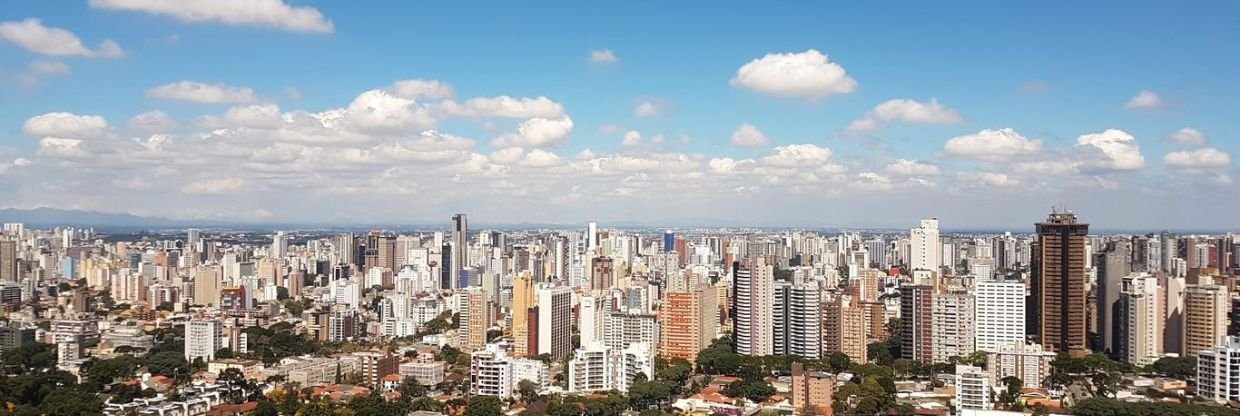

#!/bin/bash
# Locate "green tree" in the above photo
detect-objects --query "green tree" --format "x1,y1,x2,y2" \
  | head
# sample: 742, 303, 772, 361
1151, 356, 1196, 380
628, 379, 673, 410
997, 376, 1022, 408
465, 396, 504, 416
828, 352, 852, 372
517, 379, 541, 404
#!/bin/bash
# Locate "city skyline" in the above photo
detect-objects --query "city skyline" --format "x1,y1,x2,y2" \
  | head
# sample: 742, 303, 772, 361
0, 2, 1238, 228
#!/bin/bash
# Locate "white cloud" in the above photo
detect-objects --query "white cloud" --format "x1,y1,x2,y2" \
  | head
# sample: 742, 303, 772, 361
89, 0, 334, 33
589, 49, 618, 63
730, 49, 857, 99
37, 137, 88, 158
343, 90, 435, 133
183, 177, 248, 194
883, 159, 940, 176
146, 81, 259, 104
520, 149, 562, 167
1075, 129, 1144, 172
29, 61, 69, 75
23, 112, 109, 139
845, 98, 963, 134
943, 128, 1042, 161
488, 147, 525, 164
730, 123, 770, 148
387, 79, 454, 100
621, 130, 642, 147
761, 144, 832, 167
708, 158, 754, 175
1124, 90, 1162, 110
127, 111, 178, 132
633, 101, 662, 118
958, 172, 1020, 188
491, 117, 574, 148
1164, 148, 1231, 169
1167, 127, 1205, 146
0, 18, 123, 58
439, 96, 565, 119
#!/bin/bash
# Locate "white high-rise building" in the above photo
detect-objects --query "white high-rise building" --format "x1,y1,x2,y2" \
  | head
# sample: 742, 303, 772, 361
733, 257, 774, 356
974, 279, 1026, 353
605, 313, 659, 351
579, 295, 605, 348
910, 218, 941, 273
271, 231, 288, 259
1119, 273, 1161, 365
537, 285, 573, 359
185, 319, 222, 362
471, 343, 514, 397
955, 365, 992, 410
567, 341, 654, 394
773, 282, 821, 359
1198, 336, 1240, 403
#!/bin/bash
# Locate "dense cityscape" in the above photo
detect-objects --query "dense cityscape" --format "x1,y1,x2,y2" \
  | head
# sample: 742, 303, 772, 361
0, 212, 1234, 416
3, 1, 1237, 416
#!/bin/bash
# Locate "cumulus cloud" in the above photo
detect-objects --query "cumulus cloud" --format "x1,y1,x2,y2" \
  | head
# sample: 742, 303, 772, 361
127, 111, 178, 132
883, 159, 940, 176
387, 79, 454, 100
1167, 127, 1205, 146
183, 177, 248, 194
943, 128, 1042, 161
589, 49, 618, 63
491, 117, 574, 148
761, 144, 831, 167
633, 101, 663, 118
23, 112, 109, 139
1075, 129, 1144, 172
146, 81, 259, 104
520, 149, 562, 167
438, 96, 565, 119
845, 98, 963, 134
730, 49, 857, 99
488, 147, 525, 164
0, 18, 123, 58
730, 123, 770, 148
1164, 148, 1231, 169
89, 0, 334, 33
1124, 90, 1162, 110
957, 172, 1020, 188
621, 130, 643, 147
343, 90, 435, 133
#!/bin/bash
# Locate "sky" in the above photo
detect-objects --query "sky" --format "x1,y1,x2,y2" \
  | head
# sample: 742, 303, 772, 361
0, 1, 1238, 230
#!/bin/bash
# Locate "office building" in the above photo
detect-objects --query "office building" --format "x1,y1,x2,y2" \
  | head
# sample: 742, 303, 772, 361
1095, 240, 1132, 355
974, 279, 1026, 353
511, 272, 535, 357
1031, 210, 1089, 357
185, 318, 222, 362
537, 284, 572, 360
451, 214, 469, 289
910, 218, 941, 273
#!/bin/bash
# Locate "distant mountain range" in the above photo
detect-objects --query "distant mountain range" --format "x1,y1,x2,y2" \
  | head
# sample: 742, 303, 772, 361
0, 208, 237, 230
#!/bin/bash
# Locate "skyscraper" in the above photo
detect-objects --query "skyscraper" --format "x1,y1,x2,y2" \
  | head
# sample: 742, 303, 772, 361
899, 284, 934, 362
1094, 240, 1131, 355
1117, 273, 1161, 365
0, 240, 17, 282
270, 231, 288, 259
773, 281, 821, 358
909, 218, 941, 273
185, 318, 222, 362
931, 286, 974, 364
451, 214, 469, 288
974, 279, 1026, 353
658, 284, 717, 362
537, 284, 572, 360
733, 257, 774, 356
1031, 210, 1089, 357
1184, 283, 1229, 356
458, 287, 492, 351
511, 272, 536, 357
663, 230, 674, 253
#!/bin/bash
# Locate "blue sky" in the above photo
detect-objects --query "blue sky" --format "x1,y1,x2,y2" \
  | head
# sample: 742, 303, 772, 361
0, 1, 1237, 229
